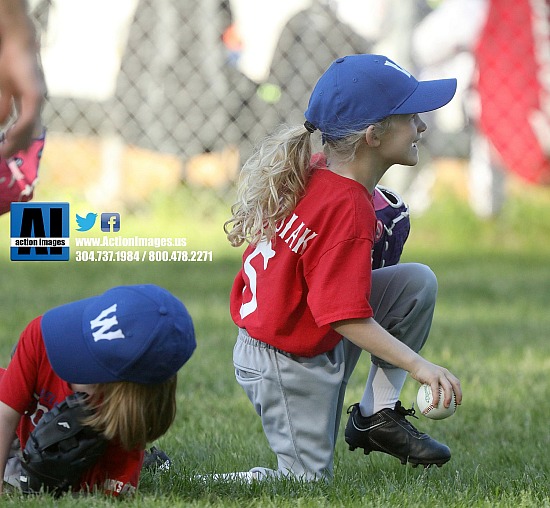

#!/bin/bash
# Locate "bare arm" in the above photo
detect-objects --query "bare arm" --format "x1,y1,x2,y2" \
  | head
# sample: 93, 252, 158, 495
0, 0, 46, 157
0, 400, 21, 494
332, 317, 462, 408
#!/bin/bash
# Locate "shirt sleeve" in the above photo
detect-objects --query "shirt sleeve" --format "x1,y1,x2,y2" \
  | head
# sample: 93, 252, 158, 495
0, 316, 44, 414
304, 182, 376, 327
305, 236, 374, 327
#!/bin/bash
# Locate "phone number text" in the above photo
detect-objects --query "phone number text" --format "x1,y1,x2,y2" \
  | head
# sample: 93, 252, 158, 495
74, 250, 213, 262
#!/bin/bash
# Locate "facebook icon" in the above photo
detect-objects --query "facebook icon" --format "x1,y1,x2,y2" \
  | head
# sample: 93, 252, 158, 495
101, 213, 120, 232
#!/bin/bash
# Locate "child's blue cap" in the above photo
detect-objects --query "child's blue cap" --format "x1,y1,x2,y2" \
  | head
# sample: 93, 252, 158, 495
304, 54, 457, 140
41, 284, 196, 385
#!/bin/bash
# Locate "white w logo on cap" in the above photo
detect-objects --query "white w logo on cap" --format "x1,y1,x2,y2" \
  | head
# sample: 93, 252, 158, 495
90, 303, 125, 342
384, 60, 411, 78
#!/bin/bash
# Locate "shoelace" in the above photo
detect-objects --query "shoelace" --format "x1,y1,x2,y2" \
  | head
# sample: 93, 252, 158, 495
394, 401, 426, 437
394, 401, 418, 419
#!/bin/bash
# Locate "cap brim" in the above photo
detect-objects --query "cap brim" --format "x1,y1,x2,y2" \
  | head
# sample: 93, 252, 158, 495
41, 296, 119, 384
393, 78, 457, 116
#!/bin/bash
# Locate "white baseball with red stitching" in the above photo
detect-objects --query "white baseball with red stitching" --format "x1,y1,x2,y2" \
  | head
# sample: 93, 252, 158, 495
416, 384, 457, 420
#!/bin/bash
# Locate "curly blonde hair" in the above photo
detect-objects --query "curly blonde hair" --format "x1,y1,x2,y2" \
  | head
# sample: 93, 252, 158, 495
224, 118, 392, 247
224, 124, 313, 247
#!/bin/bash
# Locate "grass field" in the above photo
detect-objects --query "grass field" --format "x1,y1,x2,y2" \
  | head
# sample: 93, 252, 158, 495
0, 179, 549, 507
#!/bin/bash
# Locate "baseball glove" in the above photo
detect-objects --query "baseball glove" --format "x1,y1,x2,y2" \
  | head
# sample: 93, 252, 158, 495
20, 392, 108, 497
372, 185, 410, 269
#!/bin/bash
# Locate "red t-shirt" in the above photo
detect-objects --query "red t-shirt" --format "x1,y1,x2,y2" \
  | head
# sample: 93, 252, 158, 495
0, 316, 143, 496
230, 154, 376, 356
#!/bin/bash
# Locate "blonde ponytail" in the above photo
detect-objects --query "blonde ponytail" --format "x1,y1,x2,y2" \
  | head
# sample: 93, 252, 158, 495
225, 125, 313, 247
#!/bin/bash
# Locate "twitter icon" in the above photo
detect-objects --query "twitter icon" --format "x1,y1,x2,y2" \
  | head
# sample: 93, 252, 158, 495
76, 213, 97, 232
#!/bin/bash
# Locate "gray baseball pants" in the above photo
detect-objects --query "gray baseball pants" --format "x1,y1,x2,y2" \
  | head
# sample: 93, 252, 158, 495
232, 262, 438, 480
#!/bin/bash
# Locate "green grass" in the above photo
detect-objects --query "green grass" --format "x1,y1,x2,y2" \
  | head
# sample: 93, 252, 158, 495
0, 184, 549, 507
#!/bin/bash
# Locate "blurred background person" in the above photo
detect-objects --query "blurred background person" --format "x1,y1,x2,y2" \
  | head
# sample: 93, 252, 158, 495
0, 0, 46, 158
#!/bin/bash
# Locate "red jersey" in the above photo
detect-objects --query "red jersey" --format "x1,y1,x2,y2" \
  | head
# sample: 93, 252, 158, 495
0, 316, 143, 496
230, 154, 376, 356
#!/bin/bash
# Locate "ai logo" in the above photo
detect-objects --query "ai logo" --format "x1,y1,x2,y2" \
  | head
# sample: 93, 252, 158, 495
10, 202, 70, 261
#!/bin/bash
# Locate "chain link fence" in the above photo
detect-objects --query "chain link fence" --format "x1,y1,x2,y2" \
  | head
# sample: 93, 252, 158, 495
31, 0, 550, 215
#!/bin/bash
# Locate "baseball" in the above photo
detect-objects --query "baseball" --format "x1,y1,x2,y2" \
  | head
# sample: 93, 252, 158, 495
416, 384, 457, 420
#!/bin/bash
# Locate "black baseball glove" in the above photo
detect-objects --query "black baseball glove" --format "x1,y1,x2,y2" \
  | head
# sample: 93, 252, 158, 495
372, 185, 410, 269
20, 392, 108, 497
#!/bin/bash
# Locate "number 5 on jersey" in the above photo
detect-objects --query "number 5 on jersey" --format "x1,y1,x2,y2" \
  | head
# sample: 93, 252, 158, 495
240, 240, 276, 319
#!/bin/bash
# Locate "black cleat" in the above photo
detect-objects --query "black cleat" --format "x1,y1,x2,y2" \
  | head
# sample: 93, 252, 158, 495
345, 401, 451, 467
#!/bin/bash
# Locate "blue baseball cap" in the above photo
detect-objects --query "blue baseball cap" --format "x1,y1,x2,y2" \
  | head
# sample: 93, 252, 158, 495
304, 54, 457, 139
41, 284, 196, 385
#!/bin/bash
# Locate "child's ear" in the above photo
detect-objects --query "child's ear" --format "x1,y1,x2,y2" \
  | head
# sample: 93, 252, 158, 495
365, 125, 381, 147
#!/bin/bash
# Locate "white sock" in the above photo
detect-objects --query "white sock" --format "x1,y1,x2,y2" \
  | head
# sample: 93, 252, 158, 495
359, 363, 408, 417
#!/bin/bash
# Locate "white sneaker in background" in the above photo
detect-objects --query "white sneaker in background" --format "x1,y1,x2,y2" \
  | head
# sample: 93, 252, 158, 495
195, 467, 275, 483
